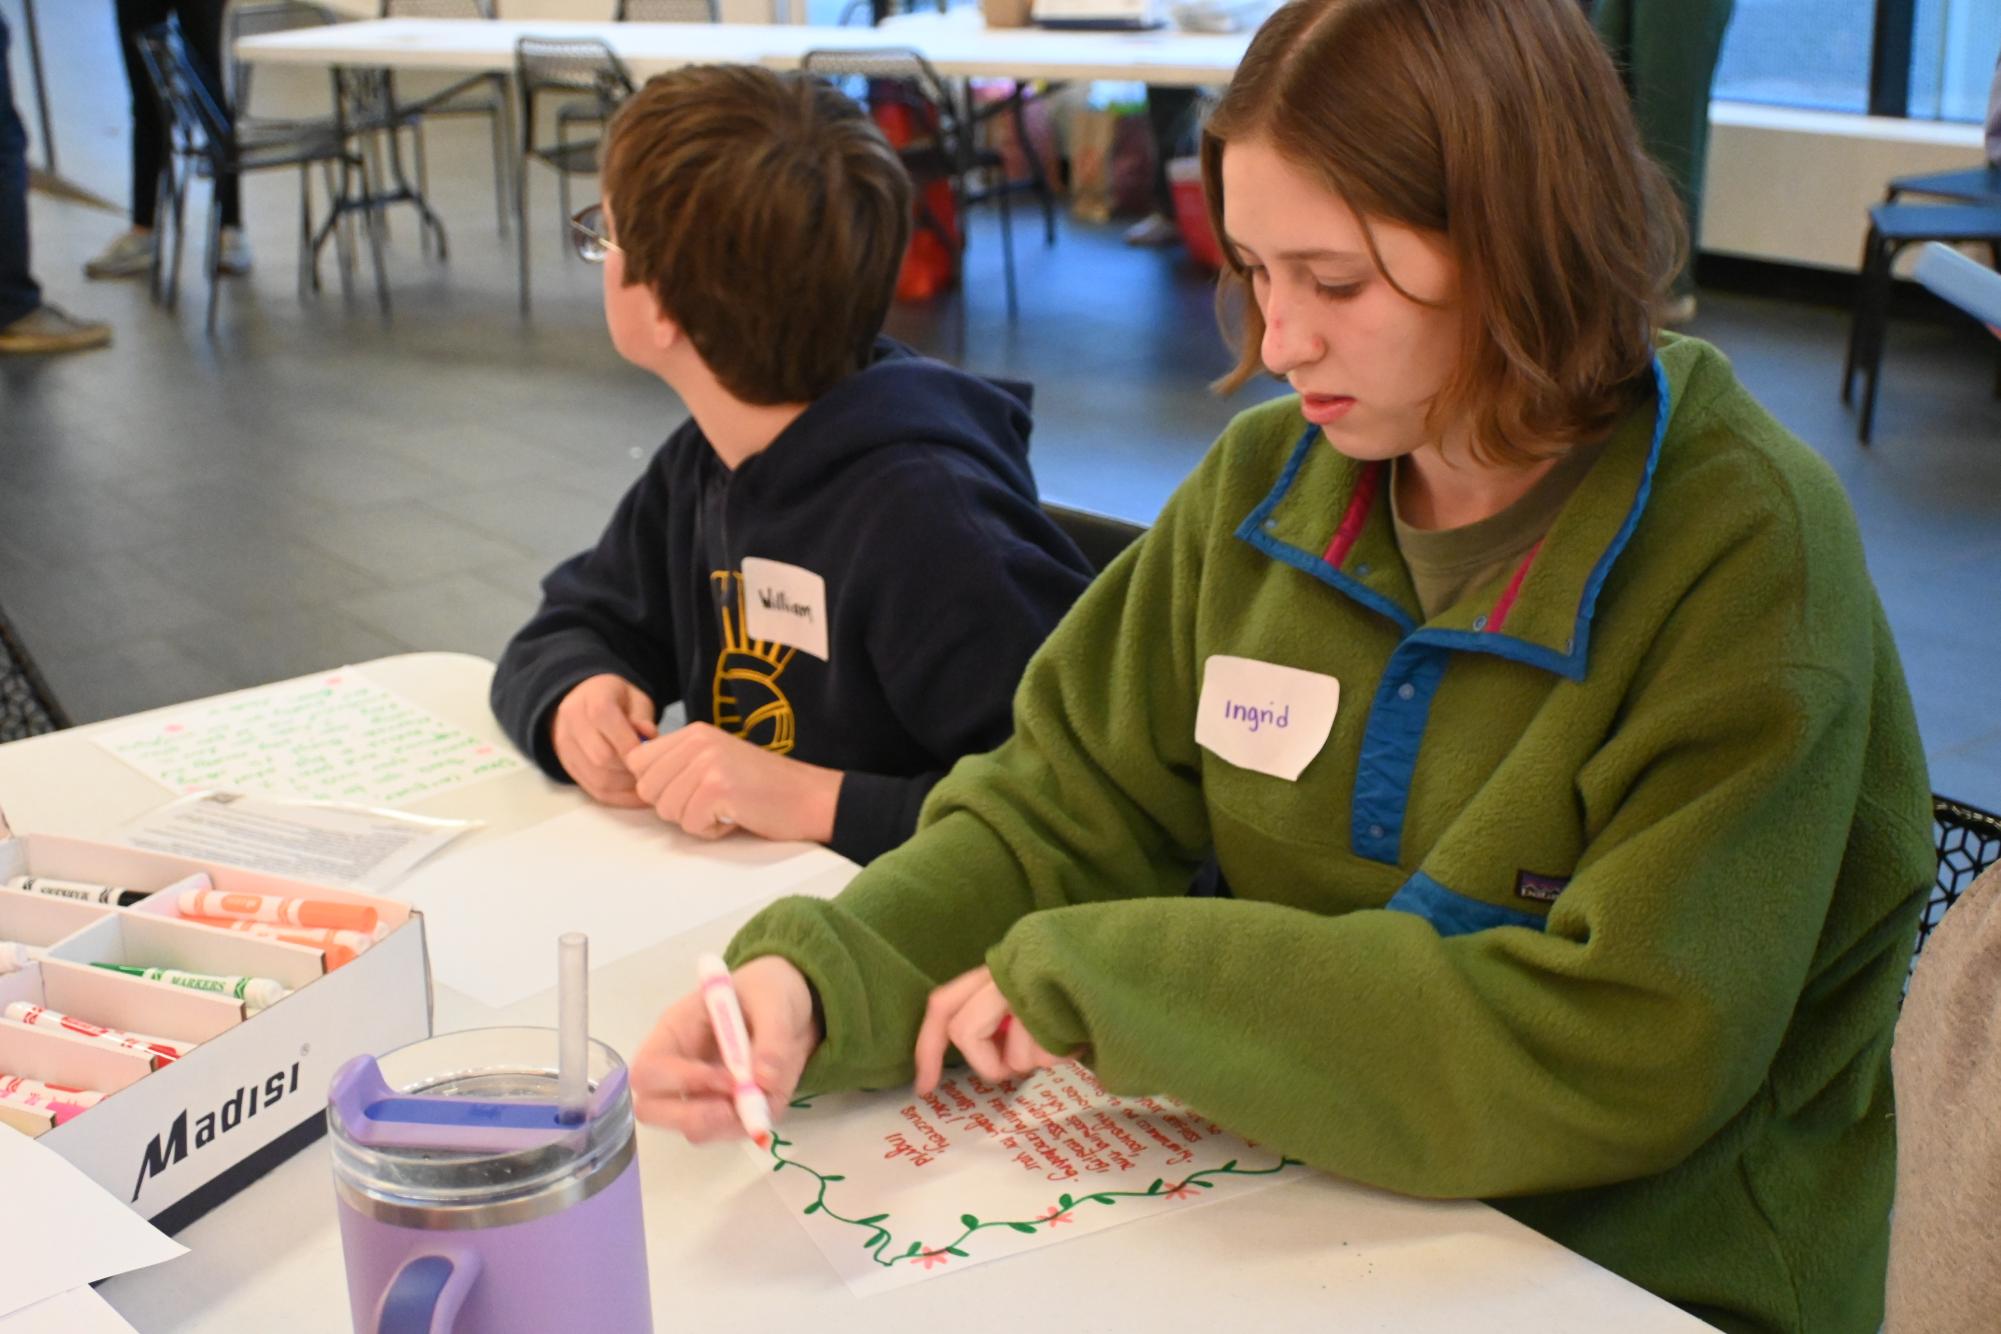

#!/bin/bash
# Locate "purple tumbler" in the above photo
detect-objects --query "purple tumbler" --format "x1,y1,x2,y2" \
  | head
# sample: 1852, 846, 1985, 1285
328, 1027, 654, 1333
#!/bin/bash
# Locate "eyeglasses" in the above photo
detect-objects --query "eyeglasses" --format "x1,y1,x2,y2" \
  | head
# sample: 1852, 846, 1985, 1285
569, 203, 620, 263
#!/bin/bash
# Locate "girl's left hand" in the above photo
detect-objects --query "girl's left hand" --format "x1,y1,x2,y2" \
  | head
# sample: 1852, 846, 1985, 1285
912, 965, 1061, 1097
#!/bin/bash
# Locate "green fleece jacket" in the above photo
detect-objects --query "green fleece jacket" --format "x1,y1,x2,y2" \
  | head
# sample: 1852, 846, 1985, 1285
727, 335, 1935, 1333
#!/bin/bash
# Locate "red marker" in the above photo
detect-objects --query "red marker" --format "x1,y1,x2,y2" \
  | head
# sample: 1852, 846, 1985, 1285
696, 954, 773, 1148
1, 1002, 194, 1068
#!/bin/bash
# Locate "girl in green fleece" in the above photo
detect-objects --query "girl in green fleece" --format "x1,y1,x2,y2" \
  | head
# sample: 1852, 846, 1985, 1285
631, 2, 1935, 1330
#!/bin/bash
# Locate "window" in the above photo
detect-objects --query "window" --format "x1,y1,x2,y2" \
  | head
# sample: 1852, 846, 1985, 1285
1909, 0, 2001, 122
1712, 0, 1877, 114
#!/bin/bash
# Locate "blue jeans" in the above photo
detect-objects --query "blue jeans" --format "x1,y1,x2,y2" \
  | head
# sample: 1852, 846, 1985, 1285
0, 14, 44, 326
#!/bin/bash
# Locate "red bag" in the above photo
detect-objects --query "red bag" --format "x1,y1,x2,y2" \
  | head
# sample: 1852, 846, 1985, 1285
872, 93, 959, 304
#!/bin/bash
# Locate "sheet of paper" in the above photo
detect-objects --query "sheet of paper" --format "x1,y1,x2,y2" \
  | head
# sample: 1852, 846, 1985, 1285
94, 670, 523, 806
392, 805, 848, 1008
0, 1130, 185, 1319
753, 1061, 1302, 1296
119, 791, 475, 892
0, 1287, 139, 1334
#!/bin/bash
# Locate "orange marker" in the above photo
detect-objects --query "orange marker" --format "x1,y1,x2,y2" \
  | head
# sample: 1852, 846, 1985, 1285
183, 916, 369, 970
178, 888, 377, 935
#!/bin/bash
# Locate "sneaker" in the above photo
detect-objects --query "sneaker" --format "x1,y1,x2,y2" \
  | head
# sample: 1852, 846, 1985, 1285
84, 229, 157, 280
217, 227, 254, 277
0, 305, 112, 355
1122, 213, 1181, 248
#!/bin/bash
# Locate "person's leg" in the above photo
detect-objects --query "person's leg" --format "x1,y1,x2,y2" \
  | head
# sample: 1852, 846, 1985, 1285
0, 13, 43, 326
88, 0, 173, 278
174, 0, 238, 230
1126, 85, 1200, 247
0, 15, 111, 352
1622, 0, 1736, 298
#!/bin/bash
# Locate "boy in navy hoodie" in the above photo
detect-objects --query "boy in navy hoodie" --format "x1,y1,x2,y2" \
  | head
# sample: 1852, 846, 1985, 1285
491, 65, 1092, 865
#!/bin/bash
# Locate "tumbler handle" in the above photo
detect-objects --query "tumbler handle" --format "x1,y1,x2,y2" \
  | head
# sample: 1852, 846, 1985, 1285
377, 1250, 481, 1334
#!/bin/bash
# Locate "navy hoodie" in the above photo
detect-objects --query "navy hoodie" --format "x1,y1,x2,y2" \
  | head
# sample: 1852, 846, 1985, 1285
490, 341, 1093, 864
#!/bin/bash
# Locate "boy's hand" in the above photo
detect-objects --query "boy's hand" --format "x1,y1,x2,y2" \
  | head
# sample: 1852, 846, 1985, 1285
631, 955, 818, 1141
625, 724, 841, 844
912, 965, 1062, 1098
552, 673, 659, 807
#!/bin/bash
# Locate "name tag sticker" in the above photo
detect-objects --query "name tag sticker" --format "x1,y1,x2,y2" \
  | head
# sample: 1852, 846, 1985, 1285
741, 557, 829, 661
1194, 655, 1339, 782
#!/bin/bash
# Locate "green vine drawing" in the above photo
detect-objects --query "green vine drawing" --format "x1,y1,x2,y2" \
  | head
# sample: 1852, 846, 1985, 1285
770, 1092, 1302, 1270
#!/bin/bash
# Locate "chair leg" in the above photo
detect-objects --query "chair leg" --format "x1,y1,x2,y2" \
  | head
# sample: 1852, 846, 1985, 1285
1009, 86, 1055, 246
1857, 237, 1900, 445
413, 120, 432, 257
167, 166, 190, 313
360, 156, 390, 318
149, 159, 173, 306
518, 157, 532, 316
297, 164, 312, 301
1840, 225, 1876, 404
203, 192, 224, 338
492, 79, 515, 239
997, 183, 1018, 321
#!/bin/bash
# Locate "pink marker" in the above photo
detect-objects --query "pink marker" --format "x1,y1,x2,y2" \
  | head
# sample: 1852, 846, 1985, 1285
0, 1074, 103, 1124
0, 1080, 95, 1125
696, 954, 773, 1148
1, 1002, 195, 1067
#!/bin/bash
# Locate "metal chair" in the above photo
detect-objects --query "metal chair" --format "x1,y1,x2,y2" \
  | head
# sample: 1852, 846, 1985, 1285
1838, 201, 2001, 444
138, 22, 388, 333
1919, 795, 2001, 961
381, 0, 516, 239
514, 36, 634, 314
0, 599, 69, 742
1042, 502, 1144, 573
1888, 164, 2001, 207
615, 0, 719, 19
802, 47, 1020, 319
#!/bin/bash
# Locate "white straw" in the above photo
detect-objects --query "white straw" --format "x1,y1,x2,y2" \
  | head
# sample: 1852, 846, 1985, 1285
557, 932, 589, 1125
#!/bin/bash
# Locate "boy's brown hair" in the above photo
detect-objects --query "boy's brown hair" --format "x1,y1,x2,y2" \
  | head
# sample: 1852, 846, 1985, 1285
603, 65, 912, 405
1201, 0, 1685, 464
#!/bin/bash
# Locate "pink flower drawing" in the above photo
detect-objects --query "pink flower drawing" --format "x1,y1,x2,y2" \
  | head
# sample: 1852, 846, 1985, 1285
1162, 1182, 1199, 1200
1037, 1206, 1075, 1226
910, 1248, 951, 1269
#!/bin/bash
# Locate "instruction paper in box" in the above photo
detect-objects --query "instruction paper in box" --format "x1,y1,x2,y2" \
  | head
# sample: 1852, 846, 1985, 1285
753, 1061, 1301, 1296
120, 791, 473, 892
94, 670, 521, 806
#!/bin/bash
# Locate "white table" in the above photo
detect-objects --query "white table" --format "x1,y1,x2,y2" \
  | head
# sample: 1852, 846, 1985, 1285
1, 653, 1709, 1331
234, 14, 1252, 88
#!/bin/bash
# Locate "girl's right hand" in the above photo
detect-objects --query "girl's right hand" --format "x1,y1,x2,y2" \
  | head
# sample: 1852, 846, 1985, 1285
630, 955, 819, 1141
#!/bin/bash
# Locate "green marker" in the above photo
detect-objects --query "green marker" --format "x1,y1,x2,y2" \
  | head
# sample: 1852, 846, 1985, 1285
93, 963, 290, 1015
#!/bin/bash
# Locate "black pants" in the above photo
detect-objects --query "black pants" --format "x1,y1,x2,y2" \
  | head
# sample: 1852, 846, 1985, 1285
117, 0, 239, 229
1145, 85, 1201, 218
0, 15, 40, 324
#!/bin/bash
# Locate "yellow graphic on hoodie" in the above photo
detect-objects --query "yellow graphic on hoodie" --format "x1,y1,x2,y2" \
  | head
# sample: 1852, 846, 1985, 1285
710, 571, 797, 754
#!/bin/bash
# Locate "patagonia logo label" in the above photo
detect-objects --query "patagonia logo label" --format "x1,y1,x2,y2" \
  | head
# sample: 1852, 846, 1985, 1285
1514, 871, 1569, 903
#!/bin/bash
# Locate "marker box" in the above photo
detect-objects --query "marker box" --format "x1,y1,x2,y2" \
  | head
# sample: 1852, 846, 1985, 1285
0, 831, 431, 1231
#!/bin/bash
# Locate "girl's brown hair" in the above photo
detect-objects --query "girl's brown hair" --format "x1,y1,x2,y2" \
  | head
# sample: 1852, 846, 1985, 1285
1201, 0, 1685, 463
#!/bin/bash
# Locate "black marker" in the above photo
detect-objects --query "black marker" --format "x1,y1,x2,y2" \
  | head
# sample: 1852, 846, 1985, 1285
3, 875, 151, 907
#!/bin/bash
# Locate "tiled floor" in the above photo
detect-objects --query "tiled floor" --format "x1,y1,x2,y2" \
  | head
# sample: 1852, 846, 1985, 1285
2, 23, 1998, 811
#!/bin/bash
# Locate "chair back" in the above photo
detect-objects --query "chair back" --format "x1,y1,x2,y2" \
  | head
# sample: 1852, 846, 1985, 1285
800, 47, 965, 169
0, 601, 69, 741
616, 0, 719, 20
1042, 503, 1145, 574
514, 37, 635, 156
137, 23, 234, 168
382, 0, 493, 17
228, 1, 338, 117
1921, 795, 2001, 958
